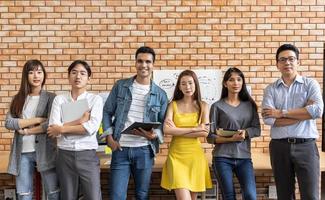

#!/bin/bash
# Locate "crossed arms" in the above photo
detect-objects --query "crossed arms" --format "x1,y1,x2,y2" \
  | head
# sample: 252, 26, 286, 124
262, 80, 323, 127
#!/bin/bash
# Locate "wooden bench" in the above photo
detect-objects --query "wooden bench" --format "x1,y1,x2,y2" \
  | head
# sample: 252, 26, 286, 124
1, 149, 317, 173
0, 151, 274, 174
0, 151, 10, 173
98, 152, 274, 171
98, 150, 325, 176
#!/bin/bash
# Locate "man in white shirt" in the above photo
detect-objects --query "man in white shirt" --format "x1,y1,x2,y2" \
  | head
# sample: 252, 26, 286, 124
48, 60, 103, 200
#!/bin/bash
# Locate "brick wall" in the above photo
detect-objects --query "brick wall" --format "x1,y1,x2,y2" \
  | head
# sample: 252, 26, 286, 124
0, 0, 323, 199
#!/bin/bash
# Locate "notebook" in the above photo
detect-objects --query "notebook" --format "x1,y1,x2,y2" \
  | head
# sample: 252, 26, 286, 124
61, 99, 89, 123
217, 129, 238, 137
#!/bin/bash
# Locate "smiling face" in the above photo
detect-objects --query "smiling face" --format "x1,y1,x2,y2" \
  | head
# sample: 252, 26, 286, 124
276, 50, 299, 78
135, 53, 154, 80
28, 65, 45, 90
179, 75, 196, 98
224, 72, 243, 94
68, 64, 90, 90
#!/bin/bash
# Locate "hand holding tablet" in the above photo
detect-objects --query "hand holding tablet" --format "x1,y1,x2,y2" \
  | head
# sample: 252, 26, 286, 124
122, 122, 161, 134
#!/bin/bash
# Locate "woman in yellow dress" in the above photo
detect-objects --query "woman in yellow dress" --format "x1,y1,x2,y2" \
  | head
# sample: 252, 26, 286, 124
161, 70, 212, 200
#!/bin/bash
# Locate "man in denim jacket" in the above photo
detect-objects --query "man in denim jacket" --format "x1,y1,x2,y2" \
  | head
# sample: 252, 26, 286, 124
102, 46, 168, 200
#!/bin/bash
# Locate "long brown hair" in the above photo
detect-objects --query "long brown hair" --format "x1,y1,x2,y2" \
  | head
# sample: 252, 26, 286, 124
10, 60, 47, 117
172, 70, 203, 122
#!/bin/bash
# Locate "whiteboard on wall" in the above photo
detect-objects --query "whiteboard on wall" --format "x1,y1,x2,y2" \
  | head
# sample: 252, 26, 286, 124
153, 70, 223, 105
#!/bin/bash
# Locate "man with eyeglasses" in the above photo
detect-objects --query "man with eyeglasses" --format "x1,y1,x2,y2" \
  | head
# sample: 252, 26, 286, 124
262, 44, 323, 200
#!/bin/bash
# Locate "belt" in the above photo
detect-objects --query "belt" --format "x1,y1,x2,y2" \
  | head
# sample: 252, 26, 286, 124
273, 138, 315, 144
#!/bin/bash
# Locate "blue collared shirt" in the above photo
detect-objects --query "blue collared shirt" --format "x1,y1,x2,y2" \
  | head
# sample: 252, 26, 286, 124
262, 75, 323, 139
102, 76, 168, 155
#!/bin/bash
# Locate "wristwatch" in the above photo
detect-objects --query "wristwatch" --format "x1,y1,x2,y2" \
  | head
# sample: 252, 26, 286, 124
282, 109, 288, 118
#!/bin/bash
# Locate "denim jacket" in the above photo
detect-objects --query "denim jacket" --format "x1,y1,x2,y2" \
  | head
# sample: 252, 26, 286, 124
5, 90, 57, 175
102, 76, 168, 155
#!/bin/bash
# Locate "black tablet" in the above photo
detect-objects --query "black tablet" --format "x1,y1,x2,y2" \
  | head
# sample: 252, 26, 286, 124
122, 122, 161, 134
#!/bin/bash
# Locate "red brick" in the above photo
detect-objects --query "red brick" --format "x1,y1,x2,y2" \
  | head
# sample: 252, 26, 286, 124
0, 3, 324, 197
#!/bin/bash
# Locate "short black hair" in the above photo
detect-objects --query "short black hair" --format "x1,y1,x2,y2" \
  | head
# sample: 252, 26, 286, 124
135, 46, 156, 63
276, 44, 299, 61
68, 60, 91, 77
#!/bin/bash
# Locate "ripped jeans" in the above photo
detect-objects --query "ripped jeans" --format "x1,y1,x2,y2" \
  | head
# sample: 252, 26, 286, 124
16, 152, 60, 200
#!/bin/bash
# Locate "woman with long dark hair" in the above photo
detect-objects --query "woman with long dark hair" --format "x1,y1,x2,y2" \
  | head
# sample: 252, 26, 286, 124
5, 60, 59, 200
161, 70, 212, 200
208, 67, 261, 200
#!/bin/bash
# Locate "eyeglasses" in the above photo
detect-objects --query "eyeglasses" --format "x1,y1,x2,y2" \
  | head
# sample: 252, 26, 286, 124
277, 56, 297, 64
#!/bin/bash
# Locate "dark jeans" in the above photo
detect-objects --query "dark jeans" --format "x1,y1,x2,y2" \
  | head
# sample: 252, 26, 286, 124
110, 145, 154, 200
213, 157, 256, 200
270, 139, 319, 200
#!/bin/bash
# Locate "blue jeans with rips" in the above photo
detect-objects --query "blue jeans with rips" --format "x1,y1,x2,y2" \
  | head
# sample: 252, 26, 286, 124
16, 152, 59, 200
109, 145, 154, 200
213, 157, 256, 200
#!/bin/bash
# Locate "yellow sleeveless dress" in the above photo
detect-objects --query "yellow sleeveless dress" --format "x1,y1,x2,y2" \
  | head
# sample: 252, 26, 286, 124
161, 101, 212, 191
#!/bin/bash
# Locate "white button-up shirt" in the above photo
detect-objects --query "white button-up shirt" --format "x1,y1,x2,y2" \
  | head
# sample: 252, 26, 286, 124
49, 91, 103, 151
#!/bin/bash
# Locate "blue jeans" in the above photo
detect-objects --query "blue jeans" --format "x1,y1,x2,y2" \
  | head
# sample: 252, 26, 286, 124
16, 152, 59, 200
213, 157, 256, 200
110, 145, 154, 200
